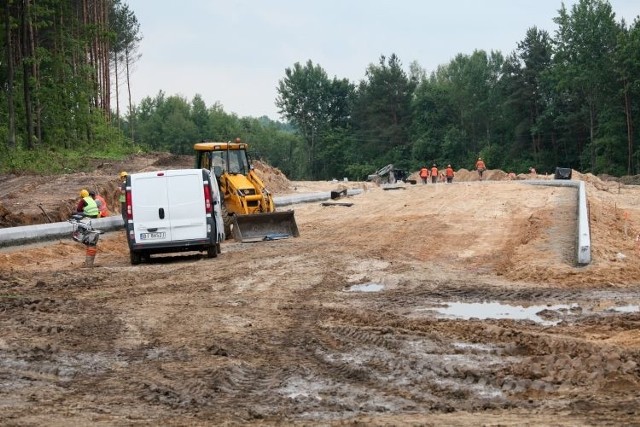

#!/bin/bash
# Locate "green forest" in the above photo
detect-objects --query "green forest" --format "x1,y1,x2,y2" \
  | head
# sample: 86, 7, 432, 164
1, 0, 639, 180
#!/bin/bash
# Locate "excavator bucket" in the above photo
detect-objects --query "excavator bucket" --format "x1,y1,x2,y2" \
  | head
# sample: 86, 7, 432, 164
231, 211, 300, 243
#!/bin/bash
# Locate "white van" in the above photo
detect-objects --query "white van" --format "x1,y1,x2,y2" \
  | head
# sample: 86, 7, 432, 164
124, 168, 225, 264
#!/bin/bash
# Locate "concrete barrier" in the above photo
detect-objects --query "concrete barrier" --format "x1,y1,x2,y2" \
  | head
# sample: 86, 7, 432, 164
0, 216, 124, 248
525, 180, 591, 265
0, 189, 365, 248
274, 189, 363, 207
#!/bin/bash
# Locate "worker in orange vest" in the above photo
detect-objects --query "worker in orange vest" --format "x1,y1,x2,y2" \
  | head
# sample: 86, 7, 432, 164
430, 164, 438, 184
445, 164, 454, 183
90, 190, 109, 217
475, 157, 486, 181
419, 166, 429, 184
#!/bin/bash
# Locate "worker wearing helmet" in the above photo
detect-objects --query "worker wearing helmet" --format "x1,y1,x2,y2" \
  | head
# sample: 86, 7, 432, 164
419, 166, 429, 184
475, 157, 486, 181
430, 164, 438, 184
119, 171, 128, 223
445, 164, 455, 183
90, 190, 109, 218
76, 189, 99, 218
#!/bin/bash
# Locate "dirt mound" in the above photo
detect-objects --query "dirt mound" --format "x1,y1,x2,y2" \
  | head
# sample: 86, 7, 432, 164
150, 154, 193, 168
252, 160, 292, 193
619, 175, 640, 185
0, 153, 295, 228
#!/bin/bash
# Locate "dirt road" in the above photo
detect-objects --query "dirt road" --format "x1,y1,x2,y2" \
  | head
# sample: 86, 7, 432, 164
1, 162, 640, 425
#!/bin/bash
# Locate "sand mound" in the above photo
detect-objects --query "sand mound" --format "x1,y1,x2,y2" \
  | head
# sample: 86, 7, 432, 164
252, 160, 292, 193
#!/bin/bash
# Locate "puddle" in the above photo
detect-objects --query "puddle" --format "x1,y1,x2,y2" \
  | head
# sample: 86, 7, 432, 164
453, 342, 494, 352
345, 283, 384, 292
608, 305, 640, 313
426, 302, 577, 325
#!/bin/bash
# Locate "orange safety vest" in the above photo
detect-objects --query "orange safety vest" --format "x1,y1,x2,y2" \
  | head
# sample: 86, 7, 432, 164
431, 167, 438, 176
419, 168, 429, 178
476, 160, 486, 170
95, 194, 109, 217
446, 167, 454, 177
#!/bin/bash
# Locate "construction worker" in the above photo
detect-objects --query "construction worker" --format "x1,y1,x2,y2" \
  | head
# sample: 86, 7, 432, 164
445, 164, 455, 183
90, 190, 109, 217
475, 157, 486, 181
76, 189, 99, 218
430, 164, 438, 184
119, 171, 128, 223
419, 166, 429, 184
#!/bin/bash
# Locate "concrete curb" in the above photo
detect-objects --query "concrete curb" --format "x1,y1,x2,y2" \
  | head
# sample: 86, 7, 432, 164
525, 180, 591, 265
0, 216, 124, 248
274, 189, 363, 207
0, 190, 365, 248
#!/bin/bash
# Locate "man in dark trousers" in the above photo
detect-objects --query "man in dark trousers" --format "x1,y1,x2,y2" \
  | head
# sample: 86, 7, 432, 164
119, 171, 128, 224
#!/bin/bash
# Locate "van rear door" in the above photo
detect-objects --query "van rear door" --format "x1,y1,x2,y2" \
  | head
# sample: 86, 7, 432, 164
131, 172, 172, 244
165, 171, 207, 241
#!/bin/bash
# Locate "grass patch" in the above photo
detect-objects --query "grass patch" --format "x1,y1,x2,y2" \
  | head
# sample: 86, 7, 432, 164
0, 142, 143, 174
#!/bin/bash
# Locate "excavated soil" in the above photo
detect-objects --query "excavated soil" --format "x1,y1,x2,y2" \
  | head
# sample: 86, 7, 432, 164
1, 157, 640, 425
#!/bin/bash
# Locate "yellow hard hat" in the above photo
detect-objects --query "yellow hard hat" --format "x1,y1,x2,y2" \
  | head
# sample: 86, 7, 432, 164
80, 189, 89, 198
119, 171, 128, 179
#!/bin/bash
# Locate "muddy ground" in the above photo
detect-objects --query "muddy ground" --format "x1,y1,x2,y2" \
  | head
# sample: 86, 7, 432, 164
1, 157, 640, 425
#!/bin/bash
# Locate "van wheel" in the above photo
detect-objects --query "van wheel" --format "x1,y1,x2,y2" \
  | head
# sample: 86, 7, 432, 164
130, 250, 142, 265
206, 245, 218, 258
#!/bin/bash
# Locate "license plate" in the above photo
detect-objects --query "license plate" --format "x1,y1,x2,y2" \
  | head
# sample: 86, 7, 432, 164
140, 232, 166, 240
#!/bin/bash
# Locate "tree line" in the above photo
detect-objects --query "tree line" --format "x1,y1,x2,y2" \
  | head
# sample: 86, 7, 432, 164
277, 0, 640, 179
2, 0, 639, 181
0, 0, 139, 165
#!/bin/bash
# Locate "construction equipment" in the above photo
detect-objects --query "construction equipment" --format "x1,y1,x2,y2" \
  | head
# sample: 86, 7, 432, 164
367, 164, 412, 184
69, 214, 103, 267
194, 139, 299, 242
554, 167, 572, 180
69, 214, 102, 246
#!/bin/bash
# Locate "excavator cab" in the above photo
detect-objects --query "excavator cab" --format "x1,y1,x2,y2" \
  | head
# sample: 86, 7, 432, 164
194, 139, 299, 242
205, 149, 249, 177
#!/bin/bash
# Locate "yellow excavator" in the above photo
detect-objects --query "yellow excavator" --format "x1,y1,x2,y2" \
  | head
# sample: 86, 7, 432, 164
194, 139, 299, 242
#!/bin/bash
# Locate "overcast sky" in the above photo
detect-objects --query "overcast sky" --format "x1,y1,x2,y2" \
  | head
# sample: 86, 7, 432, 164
124, 0, 639, 121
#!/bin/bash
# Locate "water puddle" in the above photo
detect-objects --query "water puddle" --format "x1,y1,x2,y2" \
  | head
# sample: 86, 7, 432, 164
426, 302, 578, 325
345, 283, 384, 292
608, 305, 640, 313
